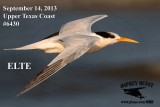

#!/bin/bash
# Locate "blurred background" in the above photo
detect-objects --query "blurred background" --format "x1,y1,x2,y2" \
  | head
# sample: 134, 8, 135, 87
0, 0, 160, 107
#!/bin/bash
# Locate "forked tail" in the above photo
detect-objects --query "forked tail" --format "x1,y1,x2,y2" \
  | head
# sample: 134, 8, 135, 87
4, 43, 37, 50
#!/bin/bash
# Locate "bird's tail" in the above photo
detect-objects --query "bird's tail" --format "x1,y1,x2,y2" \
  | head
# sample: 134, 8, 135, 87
4, 43, 37, 51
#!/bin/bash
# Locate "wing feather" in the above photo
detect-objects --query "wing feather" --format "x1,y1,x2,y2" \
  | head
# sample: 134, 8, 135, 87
59, 14, 107, 34
16, 36, 99, 96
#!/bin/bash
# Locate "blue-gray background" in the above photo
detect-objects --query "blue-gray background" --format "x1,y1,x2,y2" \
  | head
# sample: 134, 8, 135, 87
0, 0, 160, 107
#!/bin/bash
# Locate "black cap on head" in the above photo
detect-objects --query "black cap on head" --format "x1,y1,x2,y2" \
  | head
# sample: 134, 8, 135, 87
95, 32, 115, 38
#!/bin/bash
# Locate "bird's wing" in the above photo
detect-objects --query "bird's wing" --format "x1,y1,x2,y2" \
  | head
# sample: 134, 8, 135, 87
16, 35, 99, 96
59, 14, 108, 35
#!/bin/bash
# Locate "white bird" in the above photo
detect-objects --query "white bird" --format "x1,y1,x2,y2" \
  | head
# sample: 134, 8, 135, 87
4, 14, 139, 96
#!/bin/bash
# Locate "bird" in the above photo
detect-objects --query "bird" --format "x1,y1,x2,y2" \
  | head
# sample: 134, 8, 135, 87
4, 14, 139, 96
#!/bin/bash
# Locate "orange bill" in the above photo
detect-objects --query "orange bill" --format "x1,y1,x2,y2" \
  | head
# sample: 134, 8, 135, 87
117, 37, 139, 43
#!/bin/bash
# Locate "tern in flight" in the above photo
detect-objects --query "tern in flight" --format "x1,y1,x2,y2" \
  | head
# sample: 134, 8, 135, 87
4, 14, 139, 96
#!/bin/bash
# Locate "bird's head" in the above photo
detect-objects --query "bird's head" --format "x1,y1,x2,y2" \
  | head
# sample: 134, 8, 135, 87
95, 32, 139, 45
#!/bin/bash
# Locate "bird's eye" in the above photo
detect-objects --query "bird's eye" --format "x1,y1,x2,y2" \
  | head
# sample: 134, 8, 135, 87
95, 32, 115, 38
109, 34, 115, 38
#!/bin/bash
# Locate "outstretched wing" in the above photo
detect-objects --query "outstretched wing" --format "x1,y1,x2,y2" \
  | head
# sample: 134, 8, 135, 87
59, 14, 108, 35
16, 35, 99, 96
4, 15, 107, 51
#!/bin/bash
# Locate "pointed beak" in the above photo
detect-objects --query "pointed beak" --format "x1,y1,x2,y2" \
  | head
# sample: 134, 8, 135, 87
117, 37, 139, 43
